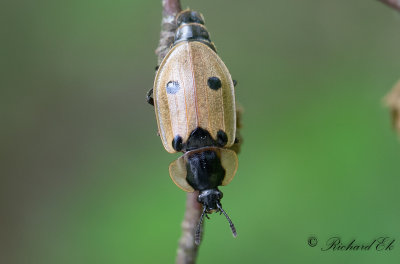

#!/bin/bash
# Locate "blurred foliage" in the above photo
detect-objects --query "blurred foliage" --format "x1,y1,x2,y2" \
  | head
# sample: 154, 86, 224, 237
2, 0, 400, 263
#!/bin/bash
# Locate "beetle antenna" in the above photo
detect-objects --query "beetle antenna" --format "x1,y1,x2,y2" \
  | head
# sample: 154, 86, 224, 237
217, 203, 237, 238
195, 207, 207, 245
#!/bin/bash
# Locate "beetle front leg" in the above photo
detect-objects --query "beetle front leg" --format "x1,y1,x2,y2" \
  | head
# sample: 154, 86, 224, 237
146, 65, 160, 106
146, 88, 154, 106
233, 80, 237, 87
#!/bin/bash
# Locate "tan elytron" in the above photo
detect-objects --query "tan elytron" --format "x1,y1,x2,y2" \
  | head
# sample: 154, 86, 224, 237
154, 41, 236, 153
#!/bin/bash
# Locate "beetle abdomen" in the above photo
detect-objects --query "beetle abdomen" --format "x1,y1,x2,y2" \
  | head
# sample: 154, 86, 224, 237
174, 10, 216, 52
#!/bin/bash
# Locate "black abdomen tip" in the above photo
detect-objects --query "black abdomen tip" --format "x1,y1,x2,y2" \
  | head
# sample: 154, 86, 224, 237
173, 10, 216, 52
176, 10, 205, 26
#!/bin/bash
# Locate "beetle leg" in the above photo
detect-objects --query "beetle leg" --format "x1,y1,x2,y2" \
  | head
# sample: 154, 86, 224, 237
233, 80, 238, 87
155, 65, 159, 71
146, 88, 154, 106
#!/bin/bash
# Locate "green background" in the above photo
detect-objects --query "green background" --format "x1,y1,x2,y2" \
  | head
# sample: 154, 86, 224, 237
2, 0, 400, 263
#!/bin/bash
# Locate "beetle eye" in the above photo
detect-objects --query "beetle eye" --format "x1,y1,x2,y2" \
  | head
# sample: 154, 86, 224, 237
207, 77, 222, 90
166, 81, 180, 94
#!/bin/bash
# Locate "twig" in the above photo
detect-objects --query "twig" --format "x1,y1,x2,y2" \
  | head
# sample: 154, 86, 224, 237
378, 1, 400, 133
176, 192, 202, 264
378, 0, 400, 12
156, 0, 182, 64
155, 1, 203, 264
384, 80, 400, 134
155, 1, 243, 263
376, 1, 400, 136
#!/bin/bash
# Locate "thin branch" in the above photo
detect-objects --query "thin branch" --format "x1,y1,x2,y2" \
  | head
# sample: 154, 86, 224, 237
156, 0, 182, 64
384, 80, 400, 134
378, 1, 400, 135
155, 1, 203, 264
162, 0, 182, 17
176, 192, 202, 264
155, 2, 243, 263
378, 0, 400, 12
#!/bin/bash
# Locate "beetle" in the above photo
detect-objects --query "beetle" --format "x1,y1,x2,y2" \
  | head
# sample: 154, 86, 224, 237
147, 9, 239, 244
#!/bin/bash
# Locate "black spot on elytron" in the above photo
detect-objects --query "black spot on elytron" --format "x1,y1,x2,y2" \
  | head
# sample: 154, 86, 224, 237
207, 77, 222, 90
217, 130, 228, 146
166, 81, 180, 94
172, 135, 183, 151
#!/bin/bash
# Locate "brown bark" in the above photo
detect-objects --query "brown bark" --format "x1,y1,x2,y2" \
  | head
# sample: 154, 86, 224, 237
378, 0, 400, 12
155, 1, 243, 263
384, 80, 400, 134
155, 0, 182, 65
155, 1, 202, 264
176, 192, 202, 264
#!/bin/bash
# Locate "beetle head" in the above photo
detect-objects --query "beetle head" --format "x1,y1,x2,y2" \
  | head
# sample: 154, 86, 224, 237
198, 188, 223, 213
195, 188, 237, 245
